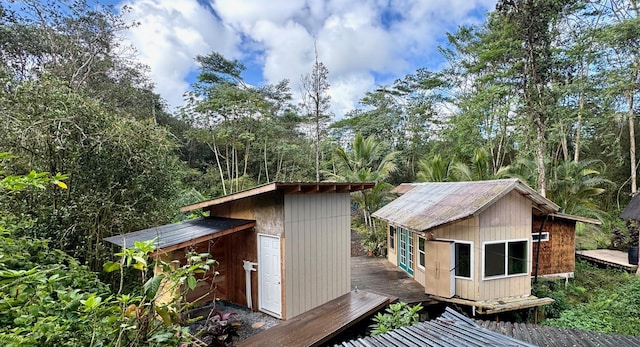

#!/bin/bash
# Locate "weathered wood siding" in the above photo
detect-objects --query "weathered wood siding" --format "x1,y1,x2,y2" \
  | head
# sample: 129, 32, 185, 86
532, 217, 575, 276
283, 193, 351, 319
429, 217, 479, 300
478, 190, 532, 301
207, 191, 285, 236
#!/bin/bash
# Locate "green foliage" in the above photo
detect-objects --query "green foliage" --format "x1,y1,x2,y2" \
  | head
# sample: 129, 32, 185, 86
369, 302, 423, 336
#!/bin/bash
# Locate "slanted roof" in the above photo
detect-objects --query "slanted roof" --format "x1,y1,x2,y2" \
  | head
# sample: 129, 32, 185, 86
335, 307, 535, 347
104, 217, 255, 254
549, 212, 601, 225
180, 182, 374, 213
620, 194, 640, 220
476, 319, 640, 347
372, 179, 559, 233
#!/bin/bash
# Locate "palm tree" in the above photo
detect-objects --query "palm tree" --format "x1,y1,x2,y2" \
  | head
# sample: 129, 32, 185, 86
416, 154, 455, 182
547, 159, 614, 219
331, 134, 398, 253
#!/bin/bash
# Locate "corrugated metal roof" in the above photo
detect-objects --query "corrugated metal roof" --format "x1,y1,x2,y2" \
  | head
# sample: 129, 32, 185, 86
335, 307, 535, 347
549, 212, 601, 225
104, 217, 255, 251
476, 319, 640, 347
620, 194, 640, 221
372, 179, 559, 233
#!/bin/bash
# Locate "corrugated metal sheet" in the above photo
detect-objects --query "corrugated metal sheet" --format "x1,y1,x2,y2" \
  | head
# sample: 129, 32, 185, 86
476, 319, 640, 347
104, 217, 254, 250
335, 307, 536, 347
372, 179, 559, 233
620, 194, 640, 221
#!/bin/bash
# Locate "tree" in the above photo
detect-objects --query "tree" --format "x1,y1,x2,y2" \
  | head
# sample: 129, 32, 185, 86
300, 44, 332, 182
495, 0, 571, 197
331, 134, 398, 234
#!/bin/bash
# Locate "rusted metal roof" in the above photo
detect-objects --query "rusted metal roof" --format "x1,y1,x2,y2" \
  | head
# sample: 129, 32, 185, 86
104, 217, 255, 254
372, 179, 559, 233
620, 194, 640, 221
476, 319, 640, 347
180, 182, 374, 213
335, 307, 535, 347
549, 212, 601, 225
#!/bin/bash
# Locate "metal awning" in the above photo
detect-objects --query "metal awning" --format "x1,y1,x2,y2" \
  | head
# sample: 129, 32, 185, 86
104, 217, 255, 254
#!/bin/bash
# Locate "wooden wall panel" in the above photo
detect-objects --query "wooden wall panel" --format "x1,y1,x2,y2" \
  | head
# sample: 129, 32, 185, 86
283, 193, 351, 319
532, 217, 575, 276
478, 191, 532, 301
431, 217, 479, 300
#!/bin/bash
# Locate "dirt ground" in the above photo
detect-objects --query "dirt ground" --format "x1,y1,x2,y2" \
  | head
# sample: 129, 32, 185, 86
351, 228, 367, 256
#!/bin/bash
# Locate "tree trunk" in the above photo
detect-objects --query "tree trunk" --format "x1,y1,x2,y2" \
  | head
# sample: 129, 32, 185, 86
629, 91, 637, 194
536, 119, 547, 198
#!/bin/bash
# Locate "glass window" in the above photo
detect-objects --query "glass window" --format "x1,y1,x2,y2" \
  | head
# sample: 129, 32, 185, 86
408, 233, 414, 270
390, 226, 396, 250
455, 243, 471, 278
508, 241, 527, 275
418, 237, 425, 269
484, 240, 528, 278
485, 243, 505, 277
532, 232, 549, 242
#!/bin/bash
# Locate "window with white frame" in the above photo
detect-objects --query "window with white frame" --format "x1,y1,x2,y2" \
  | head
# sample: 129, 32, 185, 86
455, 242, 471, 278
532, 232, 549, 242
484, 240, 528, 278
390, 226, 396, 250
418, 237, 425, 269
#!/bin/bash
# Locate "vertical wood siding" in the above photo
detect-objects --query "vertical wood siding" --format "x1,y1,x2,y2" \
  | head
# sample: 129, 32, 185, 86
478, 191, 532, 301
283, 193, 351, 319
430, 217, 479, 300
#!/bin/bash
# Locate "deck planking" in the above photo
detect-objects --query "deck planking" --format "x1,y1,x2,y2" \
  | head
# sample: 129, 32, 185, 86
351, 256, 437, 305
576, 249, 638, 272
237, 290, 389, 347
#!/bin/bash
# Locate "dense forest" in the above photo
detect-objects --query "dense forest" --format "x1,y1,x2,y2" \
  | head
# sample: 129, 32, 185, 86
2, 0, 640, 345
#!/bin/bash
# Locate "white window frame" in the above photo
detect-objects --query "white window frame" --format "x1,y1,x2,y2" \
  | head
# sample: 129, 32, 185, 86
433, 238, 473, 281
389, 226, 396, 250
417, 236, 426, 270
532, 232, 549, 242
482, 238, 530, 280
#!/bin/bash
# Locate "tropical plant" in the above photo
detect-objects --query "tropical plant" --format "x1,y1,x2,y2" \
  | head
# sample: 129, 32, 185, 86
369, 302, 423, 336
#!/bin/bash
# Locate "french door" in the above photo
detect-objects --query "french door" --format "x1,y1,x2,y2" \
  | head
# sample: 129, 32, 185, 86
398, 228, 414, 275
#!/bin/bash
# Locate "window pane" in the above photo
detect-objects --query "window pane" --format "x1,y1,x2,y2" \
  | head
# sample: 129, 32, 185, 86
390, 226, 395, 250
418, 237, 425, 267
485, 243, 505, 277
455, 243, 471, 278
508, 241, 528, 275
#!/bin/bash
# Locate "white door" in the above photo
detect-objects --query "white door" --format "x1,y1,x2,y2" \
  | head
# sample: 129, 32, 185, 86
258, 234, 282, 318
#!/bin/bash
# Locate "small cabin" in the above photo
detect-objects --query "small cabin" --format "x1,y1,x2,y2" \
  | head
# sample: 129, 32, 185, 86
372, 179, 560, 307
106, 182, 373, 320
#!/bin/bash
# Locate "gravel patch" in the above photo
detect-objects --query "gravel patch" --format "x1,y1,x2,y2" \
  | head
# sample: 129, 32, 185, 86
187, 301, 280, 345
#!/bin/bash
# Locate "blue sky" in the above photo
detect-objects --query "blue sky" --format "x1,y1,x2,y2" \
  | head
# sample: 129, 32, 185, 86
115, 0, 497, 116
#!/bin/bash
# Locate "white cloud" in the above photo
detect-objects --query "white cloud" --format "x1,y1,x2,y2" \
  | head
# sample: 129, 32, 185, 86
118, 0, 496, 115
119, 0, 240, 109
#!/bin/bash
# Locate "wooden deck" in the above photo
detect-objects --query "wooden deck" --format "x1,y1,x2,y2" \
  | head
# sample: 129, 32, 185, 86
351, 256, 437, 305
433, 295, 555, 315
576, 249, 638, 272
237, 290, 390, 347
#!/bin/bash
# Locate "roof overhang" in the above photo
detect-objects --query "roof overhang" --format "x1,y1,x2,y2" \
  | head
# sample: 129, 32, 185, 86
104, 217, 256, 255
180, 182, 374, 213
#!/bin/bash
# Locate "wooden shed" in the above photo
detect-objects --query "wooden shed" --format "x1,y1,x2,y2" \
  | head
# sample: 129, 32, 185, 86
532, 213, 600, 279
372, 179, 559, 311
107, 182, 373, 320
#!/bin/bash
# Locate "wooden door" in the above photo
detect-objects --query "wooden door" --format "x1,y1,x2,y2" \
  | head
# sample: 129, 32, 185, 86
398, 228, 414, 275
424, 240, 455, 298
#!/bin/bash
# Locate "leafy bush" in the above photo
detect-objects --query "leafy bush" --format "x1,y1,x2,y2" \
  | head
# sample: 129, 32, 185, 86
543, 273, 640, 335
369, 302, 423, 336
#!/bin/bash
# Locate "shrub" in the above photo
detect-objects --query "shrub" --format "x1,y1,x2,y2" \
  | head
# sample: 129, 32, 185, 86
369, 302, 423, 336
